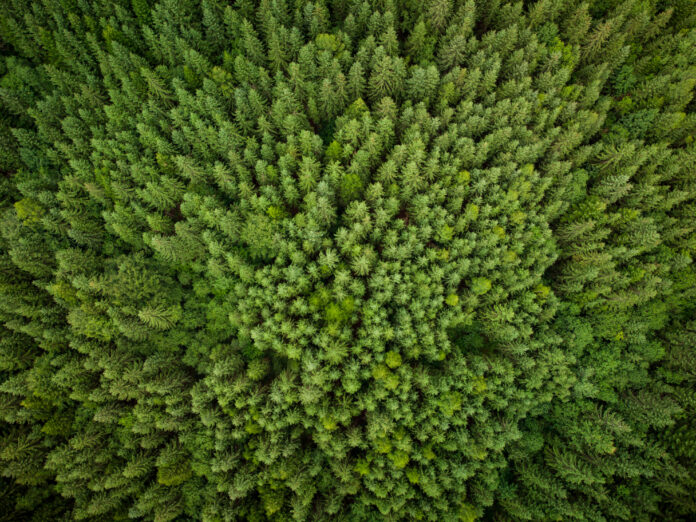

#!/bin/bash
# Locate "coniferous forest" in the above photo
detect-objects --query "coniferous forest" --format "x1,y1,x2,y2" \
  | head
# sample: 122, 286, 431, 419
0, 0, 695, 520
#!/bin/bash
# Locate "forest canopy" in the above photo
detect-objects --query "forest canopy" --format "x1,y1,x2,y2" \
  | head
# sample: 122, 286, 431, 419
0, 0, 695, 520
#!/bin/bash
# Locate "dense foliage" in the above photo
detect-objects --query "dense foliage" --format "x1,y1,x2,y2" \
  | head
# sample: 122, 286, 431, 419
0, 0, 694, 520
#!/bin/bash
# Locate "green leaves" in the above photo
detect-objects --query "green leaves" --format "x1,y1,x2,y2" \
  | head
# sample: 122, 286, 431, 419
13, 198, 44, 225
385, 351, 402, 368
156, 445, 193, 487
138, 304, 182, 330
471, 278, 492, 296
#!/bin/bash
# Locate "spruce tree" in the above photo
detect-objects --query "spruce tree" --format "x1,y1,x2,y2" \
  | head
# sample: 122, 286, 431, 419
0, 0, 694, 520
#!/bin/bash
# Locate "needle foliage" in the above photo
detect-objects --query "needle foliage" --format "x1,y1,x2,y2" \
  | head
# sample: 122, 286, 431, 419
0, 0, 694, 520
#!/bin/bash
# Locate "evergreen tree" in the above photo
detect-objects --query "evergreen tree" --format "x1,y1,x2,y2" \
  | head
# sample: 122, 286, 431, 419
0, 0, 693, 520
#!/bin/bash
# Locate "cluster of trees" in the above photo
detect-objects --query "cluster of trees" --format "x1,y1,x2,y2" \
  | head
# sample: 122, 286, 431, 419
0, 0, 693, 520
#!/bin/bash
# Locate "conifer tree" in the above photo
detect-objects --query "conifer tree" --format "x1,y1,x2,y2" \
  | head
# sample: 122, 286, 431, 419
0, 0, 694, 520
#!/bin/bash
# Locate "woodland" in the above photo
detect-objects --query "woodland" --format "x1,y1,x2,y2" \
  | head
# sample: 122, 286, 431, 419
0, 0, 695, 520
